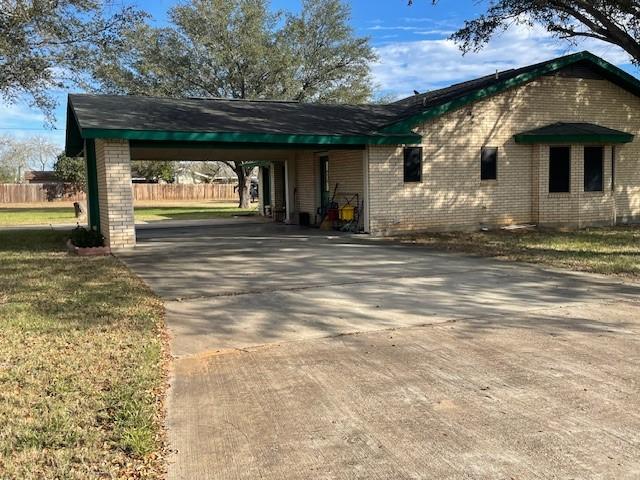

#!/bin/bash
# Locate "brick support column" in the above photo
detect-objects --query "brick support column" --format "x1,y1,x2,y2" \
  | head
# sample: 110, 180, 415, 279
95, 139, 136, 249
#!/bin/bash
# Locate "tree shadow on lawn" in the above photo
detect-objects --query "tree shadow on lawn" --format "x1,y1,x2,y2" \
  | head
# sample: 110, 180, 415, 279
0, 229, 161, 333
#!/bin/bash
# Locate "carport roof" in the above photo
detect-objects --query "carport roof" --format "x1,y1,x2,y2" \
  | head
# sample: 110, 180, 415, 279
65, 95, 417, 156
66, 51, 640, 156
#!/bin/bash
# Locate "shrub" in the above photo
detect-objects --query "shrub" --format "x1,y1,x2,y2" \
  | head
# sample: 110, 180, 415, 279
70, 226, 105, 248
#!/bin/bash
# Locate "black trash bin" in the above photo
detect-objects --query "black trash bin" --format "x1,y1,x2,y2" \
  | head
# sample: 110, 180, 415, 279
299, 212, 310, 226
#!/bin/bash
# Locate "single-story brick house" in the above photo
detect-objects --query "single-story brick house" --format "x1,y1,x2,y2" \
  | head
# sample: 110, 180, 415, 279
66, 51, 640, 249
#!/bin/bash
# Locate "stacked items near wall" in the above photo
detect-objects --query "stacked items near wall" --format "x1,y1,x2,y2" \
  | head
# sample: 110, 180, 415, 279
320, 189, 363, 233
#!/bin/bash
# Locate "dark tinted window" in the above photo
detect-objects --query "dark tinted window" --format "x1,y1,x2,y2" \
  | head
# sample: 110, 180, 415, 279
403, 147, 422, 183
549, 146, 571, 193
584, 146, 604, 192
481, 147, 497, 180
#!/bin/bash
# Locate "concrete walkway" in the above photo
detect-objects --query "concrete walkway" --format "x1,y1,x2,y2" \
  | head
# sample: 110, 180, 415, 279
119, 221, 640, 479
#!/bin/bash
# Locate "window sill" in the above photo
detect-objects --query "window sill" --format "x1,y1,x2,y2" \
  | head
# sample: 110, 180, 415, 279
480, 179, 498, 185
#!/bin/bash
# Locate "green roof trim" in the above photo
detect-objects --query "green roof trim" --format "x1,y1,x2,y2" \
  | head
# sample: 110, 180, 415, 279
85, 139, 101, 233
381, 51, 640, 134
514, 122, 634, 144
81, 128, 421, 146
515, 134, 633, 144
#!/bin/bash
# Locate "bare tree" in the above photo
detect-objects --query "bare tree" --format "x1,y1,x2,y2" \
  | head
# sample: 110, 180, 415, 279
0, 136, 31, 182
30, 136, 59, 171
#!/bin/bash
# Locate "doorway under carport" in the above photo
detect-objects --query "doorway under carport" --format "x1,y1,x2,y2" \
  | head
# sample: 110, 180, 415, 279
76, 136, 375, 249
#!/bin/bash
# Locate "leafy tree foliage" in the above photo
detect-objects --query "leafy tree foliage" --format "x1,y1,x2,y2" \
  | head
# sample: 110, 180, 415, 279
131, 161, 176, 183
424, 0, 640, 64
0, 0, 143, 120
53, 153, 86, 192
87, 0, 375, 207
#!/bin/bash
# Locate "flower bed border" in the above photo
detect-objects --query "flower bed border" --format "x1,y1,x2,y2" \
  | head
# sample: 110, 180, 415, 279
66, 239, 111, 256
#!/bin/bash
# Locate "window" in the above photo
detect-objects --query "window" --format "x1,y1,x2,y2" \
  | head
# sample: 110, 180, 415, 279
549, 146, 571, 193
584, 146, 604, 192
403, 147, 422, 183
481, 147, 498, 180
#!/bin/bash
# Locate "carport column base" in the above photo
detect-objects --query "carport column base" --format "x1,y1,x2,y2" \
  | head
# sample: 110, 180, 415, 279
95, 138, 136, 249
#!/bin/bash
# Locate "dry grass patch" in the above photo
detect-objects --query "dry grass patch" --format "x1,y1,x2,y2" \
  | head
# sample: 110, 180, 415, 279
0, 230, 167, 479
398, 226, 640, 278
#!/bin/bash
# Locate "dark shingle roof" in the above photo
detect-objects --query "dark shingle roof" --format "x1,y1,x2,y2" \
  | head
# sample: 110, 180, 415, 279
65, 51, 640, 156
514, 122, 634, 144
68, 95, 405, 137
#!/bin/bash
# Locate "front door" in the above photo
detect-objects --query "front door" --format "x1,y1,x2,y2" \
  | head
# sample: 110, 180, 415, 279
319, 155, 330, 213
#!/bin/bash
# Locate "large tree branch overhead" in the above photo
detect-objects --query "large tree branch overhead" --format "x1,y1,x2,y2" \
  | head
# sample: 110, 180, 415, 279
425, 0, 640, 65
0, 0, 145, 121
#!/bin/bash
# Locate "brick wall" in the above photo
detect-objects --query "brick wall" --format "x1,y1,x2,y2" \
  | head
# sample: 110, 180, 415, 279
328, 150, 364, 211
368, 74, 640, 235
271, 162, 285, 210
294, 151, 318, 222
95, 139, 136, 249
533, 145, 615, 227
291, 150, 364, 225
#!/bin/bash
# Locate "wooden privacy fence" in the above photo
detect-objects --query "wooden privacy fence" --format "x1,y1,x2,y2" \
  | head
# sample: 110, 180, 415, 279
132, 183, 236, 201
0, 183, 238, 203
0, 184, 84, 203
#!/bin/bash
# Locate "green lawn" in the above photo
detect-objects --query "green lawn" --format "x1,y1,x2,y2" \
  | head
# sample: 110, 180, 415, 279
399, 226, 640, 277
0, 230, 166, 479
0, 203, 256, 226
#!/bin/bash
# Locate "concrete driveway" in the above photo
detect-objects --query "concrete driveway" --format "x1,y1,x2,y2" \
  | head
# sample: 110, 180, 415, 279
119, 220, 640, 479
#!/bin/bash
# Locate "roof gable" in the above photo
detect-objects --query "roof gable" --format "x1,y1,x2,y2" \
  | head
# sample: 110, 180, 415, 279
380, 51, 640, 134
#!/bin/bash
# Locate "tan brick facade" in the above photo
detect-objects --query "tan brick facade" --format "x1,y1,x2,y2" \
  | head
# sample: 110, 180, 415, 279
271, 162, 285, 216
292, 151, 320, 224
90, 70, 640, 247
95, 139, 136, 249
368, 74, 640, 235
329, 150, 364, 211
289, 149, 365, 226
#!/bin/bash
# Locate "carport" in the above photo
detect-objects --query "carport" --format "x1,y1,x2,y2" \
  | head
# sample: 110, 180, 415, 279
65, 94, 420, 249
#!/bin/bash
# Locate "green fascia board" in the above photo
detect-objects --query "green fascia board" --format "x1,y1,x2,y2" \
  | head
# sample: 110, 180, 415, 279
82, 128, 421, 145
85, 139, 101, 233
515, 133, 634, 144
381, 51, 640, 134
65, 103, 84, 157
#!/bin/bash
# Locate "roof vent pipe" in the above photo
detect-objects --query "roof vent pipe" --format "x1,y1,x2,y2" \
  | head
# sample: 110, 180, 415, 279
495, 69, 499, 80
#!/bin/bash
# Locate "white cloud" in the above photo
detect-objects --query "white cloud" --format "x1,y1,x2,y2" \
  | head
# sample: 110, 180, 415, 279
0, 103, 47, 125
414, 29, 455, 36
0, 103, 65, 150
402, 17, 459, 27
368, 25, 418, 31
371, 23, 634, 99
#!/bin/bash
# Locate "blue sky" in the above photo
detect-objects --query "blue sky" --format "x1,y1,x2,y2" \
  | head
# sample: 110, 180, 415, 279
1, 0, 636, 160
